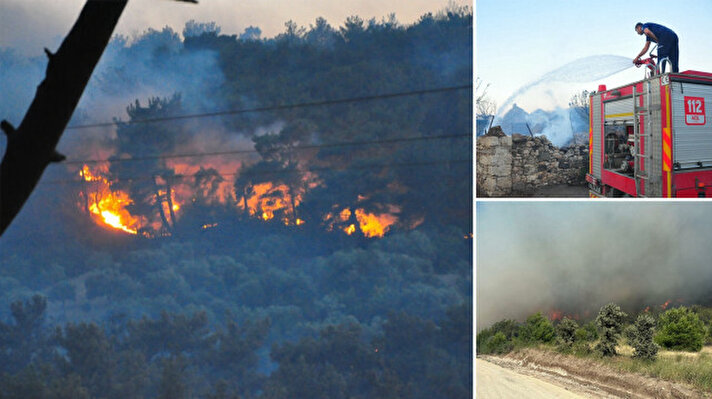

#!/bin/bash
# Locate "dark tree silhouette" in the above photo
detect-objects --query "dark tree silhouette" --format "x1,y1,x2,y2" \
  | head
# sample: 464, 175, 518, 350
0, 0, 128, 236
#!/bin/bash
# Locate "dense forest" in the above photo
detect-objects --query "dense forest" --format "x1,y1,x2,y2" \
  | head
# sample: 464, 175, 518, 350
0, 6, 472, 398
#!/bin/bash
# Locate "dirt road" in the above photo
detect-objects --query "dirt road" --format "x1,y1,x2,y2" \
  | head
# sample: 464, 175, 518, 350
478, 349, 708, 399
476, 358, 592, 399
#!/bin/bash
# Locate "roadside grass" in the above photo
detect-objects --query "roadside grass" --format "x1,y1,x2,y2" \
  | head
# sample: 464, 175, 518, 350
556, 343, 712, 393
606, 346, 712, 393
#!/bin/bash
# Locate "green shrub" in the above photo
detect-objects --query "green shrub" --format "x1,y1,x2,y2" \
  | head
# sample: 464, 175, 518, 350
582, 321, 599, 341
574, 328, 589, 342
595, 303, 626, 356
489, 319, 519, 340
655, 307, 705, 352
486, 332, 513, 354
520, 312, 554, 344
630, 314, 658, 361
556, 317, 578, 347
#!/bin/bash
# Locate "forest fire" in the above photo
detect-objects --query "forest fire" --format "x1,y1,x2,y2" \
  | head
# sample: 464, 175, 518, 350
78, 162, 399, 239
546, 309, 583, 321
324, 206, 398, 238
79, 165, 142, 235
547, 309, 564, 321
355, 209, 397, 238
239, 182, 301, 226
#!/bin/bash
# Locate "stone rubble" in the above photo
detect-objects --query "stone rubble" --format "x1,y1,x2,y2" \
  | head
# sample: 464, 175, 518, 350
477, 127, 588, 197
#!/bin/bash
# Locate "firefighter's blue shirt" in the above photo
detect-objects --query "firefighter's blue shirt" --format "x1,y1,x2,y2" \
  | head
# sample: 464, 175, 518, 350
641, 23, 678, 44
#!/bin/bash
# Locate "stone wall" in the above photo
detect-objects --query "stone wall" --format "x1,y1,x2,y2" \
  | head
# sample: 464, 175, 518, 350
477, 130, 588, 197
476, 133, 512, 197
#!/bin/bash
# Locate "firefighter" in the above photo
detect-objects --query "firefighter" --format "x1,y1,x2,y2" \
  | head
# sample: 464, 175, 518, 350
634, 22, 679, 73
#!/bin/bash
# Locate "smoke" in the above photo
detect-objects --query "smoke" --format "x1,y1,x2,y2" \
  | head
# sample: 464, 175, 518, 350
494, 55, 633, 121
0, 49, 46, 128
525, 107, 587, 147
476, 202, 712, 330
0, 23, 243, 163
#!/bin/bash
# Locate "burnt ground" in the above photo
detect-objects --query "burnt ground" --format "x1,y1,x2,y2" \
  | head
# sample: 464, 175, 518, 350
478, 348, 710, 399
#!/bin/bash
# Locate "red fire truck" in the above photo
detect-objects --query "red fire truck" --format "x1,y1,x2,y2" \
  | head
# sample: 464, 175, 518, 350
586, 70, 712, 197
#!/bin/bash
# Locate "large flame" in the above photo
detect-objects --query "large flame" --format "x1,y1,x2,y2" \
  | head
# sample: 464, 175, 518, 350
78, 157, 401, 238
80, 165, 142, 235
239, 182, 302, 226
325, 206, 398, 238
355, 208, 397, 238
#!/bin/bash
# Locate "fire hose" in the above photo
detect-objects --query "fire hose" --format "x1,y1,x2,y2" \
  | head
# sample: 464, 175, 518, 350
634, 44, 657, 75
634, 44, 671, 75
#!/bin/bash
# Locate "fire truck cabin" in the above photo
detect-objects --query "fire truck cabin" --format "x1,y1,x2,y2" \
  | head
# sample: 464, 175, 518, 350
587, 70, 712, 197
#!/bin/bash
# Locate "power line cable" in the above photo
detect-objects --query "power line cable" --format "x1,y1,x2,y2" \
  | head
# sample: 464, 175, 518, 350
63, 132, 471, 165
64, 84, 473, 130
44, 158, 472, 186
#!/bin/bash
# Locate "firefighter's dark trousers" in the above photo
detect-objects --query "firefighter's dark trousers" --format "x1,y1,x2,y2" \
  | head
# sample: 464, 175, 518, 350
658, 36, 679, 73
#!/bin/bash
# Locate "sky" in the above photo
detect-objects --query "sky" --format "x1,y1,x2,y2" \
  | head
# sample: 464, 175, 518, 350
0, 0, 469, 56
477, 0, 712, 114
476, 201, 712, 330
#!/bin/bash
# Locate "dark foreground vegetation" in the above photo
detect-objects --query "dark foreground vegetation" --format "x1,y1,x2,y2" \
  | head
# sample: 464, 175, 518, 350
0, 296, 471, 398
0, 6, 472, 398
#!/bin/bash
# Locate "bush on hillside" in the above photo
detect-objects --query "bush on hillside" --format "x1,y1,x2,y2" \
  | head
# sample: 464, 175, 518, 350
655, 307, 705, 352
520, 312, 554, 344
595, 303, 626, 356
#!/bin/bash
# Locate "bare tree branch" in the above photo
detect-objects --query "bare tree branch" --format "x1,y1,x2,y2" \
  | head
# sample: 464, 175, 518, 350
0, 0, 128, 236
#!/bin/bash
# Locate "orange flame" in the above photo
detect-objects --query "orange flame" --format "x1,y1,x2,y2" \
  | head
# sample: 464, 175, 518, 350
344, 224, 356, 235
547, 310, 564, 321
339, 208, 352, 222
79, 165, 180, 236
661, 300, 671, 310
80, 165, 142, 235
325, 206, 398, 237
240, 182, 302, 225
354, 208, 397, 238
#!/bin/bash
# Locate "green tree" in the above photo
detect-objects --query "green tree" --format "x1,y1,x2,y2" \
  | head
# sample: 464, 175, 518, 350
485, 332, 512, 354
630, 314, 658, 360
476, 319, 518, 355
519, 312, 555, 343
556, 317, 578, 347
55, 322, 115, 396
0, 295, 49, 374
158, 356, 188, 399
655, 307, 705, 352
595, 303, 627, 356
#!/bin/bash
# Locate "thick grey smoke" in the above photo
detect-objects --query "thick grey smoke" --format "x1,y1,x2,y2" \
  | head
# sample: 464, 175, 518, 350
477, 202, 712, 330
0, 24, 233, 162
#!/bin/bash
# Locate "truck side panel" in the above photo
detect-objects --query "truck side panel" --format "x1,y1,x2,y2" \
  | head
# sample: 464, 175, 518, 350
671, 82, 712, 169
591, 93, 602, 179
648, 78, 663, 197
